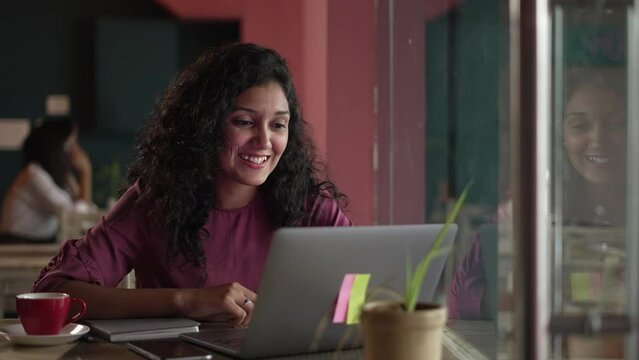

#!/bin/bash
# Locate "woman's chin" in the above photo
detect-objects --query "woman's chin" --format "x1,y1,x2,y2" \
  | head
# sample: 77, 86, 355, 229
582, 173, 623, 187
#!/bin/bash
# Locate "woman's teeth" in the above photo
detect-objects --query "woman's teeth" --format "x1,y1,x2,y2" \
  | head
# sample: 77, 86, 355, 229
240, 154, 268, 164
587, 155, 612, 164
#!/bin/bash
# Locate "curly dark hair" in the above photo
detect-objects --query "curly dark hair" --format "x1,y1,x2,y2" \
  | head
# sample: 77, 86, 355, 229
127, 43, 347, 266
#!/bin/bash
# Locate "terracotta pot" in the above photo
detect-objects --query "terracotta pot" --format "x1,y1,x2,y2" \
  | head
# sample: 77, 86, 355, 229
360, 301, 447, 360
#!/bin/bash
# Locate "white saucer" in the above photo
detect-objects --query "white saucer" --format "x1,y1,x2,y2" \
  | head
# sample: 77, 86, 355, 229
0, 323, 89, 346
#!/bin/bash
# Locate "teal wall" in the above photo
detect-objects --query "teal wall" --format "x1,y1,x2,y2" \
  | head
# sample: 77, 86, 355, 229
96, 18, 179, 134
0, 1, 238, 208
425, 0, 506, 220
0, 0, 171, 124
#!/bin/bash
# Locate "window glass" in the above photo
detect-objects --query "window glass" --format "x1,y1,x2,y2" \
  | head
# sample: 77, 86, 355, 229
550, 2, 629, 358
421, 0, 514, 357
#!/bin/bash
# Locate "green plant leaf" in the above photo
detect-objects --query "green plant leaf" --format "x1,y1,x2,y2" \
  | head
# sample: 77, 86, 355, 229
405, 180, 473, 312
366, 285, 405, 303
405, 257, 413, 302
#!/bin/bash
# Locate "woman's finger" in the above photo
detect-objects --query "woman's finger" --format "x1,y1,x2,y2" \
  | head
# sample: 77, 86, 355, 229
239, 297, 255, 326
223, 296, 248, 326
244, 289, 257, 303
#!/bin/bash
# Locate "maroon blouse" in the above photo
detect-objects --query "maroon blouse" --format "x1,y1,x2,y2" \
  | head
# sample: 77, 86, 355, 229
33, 182, 351, 293
447, 233, 489, 319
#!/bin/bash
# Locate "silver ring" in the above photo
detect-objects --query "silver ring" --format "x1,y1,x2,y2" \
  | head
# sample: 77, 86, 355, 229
241, 298, 253, 308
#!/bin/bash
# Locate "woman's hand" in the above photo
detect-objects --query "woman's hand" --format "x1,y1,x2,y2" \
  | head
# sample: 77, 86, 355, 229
67, 142, 92, 176
66, 142, 93, 202
175, 282, 257, 327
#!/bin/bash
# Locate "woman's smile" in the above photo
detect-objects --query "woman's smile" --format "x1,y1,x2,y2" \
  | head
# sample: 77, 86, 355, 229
239, 153, 270, 166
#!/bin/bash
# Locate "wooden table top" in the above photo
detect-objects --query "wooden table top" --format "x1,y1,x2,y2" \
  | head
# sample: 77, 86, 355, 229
0, 243, 60, 270
0, 318, 498, 359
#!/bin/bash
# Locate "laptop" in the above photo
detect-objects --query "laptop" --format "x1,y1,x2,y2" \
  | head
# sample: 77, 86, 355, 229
181, 224, 458, 359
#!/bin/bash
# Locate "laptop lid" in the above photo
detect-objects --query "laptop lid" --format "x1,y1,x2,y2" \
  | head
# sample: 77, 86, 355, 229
184, 224, 458, 359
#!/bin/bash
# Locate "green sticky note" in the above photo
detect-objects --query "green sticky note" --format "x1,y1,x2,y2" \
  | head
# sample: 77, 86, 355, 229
346, 273, 370, 324
571, 272, 591, 302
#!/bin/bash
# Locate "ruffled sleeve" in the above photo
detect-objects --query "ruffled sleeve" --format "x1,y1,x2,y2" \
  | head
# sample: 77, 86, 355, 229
32, 184, 144, 291
305, 192, 352, 227
447, 233, 488, 319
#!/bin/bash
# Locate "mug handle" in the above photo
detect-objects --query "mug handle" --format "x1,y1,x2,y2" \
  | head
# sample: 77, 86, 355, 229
65, 297, 87, 325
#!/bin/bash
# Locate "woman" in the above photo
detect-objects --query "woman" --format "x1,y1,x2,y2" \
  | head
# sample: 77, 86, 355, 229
0, 117, 93, 242
447, 69, 626, 320
561, 71, 626, 226
32, 43, 351, 325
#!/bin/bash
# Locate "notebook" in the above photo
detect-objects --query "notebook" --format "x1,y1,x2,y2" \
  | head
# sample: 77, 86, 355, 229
181, 224, 458, 359
83, 318, 200, 342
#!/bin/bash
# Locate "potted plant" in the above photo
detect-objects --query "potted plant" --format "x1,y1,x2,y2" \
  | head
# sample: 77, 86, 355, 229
95, 158, 122, 209
359, 182, 472, 360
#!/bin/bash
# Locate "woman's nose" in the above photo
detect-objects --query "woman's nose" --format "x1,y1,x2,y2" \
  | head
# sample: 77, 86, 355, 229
588, 121, 607, 148
252, 126, 271, 149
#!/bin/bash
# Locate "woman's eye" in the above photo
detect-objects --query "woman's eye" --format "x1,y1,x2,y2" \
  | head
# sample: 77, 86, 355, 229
271, 122, 288, 130
565, 116, 590, 132
570, 123, 589, 131
232, 119, 253, 127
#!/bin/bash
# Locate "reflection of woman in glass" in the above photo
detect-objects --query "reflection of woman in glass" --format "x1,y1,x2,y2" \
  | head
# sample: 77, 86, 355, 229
562, 70, 626, 226
448, 69, 627, 320
559, 71, 627, 358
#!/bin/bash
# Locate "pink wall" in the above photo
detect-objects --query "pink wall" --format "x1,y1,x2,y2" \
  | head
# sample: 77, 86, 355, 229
326, 1, 375, 225
372, 0, 428, 224
389, 0, 426, 223
242, 0, 304, 87
301, 1, 328, 158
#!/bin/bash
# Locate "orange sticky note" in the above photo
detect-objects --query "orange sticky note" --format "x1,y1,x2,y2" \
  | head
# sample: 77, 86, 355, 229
346, 273, 370, 324
333, 274, 355, 323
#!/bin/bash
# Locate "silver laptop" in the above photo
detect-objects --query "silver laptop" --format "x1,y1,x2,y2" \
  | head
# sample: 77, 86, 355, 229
181, 224, 458, 359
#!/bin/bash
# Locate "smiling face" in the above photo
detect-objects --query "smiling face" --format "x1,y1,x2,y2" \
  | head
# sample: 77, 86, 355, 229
563, 84, 626, 185
216, 81, 290, 203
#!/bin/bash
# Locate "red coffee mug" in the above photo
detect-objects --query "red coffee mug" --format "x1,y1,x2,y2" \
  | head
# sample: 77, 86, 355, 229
16, 292, 87, 335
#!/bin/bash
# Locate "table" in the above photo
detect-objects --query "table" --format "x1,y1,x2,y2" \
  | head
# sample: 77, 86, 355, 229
0, 244, 61, 317
0, 318, 495, 359
444, 320, 509, 360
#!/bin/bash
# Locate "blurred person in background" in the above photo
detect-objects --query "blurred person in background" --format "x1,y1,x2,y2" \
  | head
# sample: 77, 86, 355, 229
0, 117, 94, 243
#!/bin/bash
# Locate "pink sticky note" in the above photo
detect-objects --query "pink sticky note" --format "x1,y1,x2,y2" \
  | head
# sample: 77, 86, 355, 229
590, 272, 602, 298
332, 274, 355, 323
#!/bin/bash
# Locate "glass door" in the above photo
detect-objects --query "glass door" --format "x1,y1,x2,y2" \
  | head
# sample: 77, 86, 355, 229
531, 0, 637, 358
